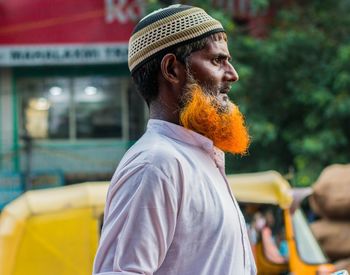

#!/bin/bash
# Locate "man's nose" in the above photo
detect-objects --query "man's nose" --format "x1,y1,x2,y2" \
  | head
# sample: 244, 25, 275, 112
225, 62, 239, 82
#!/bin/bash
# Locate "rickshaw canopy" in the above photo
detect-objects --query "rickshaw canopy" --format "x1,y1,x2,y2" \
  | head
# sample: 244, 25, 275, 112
1, 182, 109, 219
227, 170, 293, 209
0, 182, 109, 275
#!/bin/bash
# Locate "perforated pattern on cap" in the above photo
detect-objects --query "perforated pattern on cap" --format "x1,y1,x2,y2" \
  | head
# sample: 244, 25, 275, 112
128, 6, 224, 73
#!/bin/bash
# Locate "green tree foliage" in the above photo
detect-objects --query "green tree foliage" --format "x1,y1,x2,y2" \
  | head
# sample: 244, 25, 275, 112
227, 0, 350, 185
145, 0, 350, 185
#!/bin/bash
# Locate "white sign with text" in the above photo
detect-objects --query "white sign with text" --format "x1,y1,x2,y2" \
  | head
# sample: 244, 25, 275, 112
0, 44, 128, 66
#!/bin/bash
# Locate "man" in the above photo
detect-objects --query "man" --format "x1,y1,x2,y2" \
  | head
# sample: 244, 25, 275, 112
93, 4, 256, 275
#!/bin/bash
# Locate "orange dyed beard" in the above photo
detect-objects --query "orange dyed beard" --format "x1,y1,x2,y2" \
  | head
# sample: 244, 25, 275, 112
179, 84, 250, 155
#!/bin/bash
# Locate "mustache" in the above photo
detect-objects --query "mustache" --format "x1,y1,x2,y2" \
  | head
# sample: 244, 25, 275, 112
219, 83, 232, 94
200, 82, 231, 95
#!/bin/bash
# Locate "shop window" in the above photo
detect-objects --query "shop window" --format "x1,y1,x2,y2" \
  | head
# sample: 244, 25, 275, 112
18, 76, 128, 140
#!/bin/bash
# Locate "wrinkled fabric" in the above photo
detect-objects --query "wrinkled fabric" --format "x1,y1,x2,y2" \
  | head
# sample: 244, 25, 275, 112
93, 119, 257, 275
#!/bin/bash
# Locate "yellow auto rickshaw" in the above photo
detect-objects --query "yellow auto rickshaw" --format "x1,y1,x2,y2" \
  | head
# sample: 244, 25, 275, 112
0, 171, 337, 274
227, 170, 336, 275
0, 183, 108, 275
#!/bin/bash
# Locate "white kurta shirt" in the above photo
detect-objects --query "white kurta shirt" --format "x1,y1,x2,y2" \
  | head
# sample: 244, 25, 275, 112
93, 119, 257, 275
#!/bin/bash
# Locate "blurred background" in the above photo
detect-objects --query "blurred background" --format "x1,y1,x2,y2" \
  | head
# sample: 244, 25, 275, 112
1, 0, 349, 200
0, 0, 147, 201
0, 0, 350, 274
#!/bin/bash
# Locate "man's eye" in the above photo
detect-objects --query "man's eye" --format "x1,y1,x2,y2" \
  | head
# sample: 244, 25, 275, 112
213, 57, 221, 64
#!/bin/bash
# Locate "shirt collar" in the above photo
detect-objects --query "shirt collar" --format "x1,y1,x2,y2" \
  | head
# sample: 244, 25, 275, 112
147, 119, 225, 168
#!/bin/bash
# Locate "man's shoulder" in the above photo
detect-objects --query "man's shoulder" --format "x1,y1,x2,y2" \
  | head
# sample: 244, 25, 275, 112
127, 130, 189, 162
115, 132, 183, 174
110, 132, 188, 193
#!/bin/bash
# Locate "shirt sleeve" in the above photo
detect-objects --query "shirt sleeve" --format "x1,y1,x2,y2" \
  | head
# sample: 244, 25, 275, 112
93, 164, 179, 275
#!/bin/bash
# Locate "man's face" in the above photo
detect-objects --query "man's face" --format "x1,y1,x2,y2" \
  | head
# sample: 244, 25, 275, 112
185, 37, 239, 111
179, 36, 250, 155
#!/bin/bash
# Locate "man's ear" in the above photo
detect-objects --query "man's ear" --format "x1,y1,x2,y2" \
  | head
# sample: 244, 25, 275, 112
160, 53, 185, 84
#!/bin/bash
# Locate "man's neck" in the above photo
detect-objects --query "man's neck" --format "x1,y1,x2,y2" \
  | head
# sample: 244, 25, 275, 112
149, 101, 180, 125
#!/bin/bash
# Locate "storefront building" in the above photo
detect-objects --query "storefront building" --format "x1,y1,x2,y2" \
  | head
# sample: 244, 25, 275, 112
0, 0, 146, 197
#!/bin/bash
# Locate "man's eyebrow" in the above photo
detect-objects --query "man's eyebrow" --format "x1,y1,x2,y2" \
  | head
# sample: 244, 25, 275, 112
215, 53, 232, 61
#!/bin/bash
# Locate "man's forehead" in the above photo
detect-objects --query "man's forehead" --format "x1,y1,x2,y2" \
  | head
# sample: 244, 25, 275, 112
203, 39, 230, 56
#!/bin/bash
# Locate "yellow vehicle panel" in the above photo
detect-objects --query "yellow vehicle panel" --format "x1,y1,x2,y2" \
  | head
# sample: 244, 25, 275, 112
0, 183, 108, 275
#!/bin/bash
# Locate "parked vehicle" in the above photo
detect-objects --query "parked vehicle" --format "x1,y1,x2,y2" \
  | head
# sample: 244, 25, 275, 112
0, 171, 336, 275
0, 183, 107, 275
227, 170, 335, 275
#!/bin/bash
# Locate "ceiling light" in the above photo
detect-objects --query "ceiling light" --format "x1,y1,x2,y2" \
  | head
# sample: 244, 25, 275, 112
84, 86, 97, 96
49, 86, 62, 96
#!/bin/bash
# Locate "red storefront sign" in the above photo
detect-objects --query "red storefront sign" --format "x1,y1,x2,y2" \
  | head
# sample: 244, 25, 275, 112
0, 0, 143, 66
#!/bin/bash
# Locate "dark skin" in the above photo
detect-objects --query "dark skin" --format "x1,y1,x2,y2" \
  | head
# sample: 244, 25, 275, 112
149, 38, 239, 124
